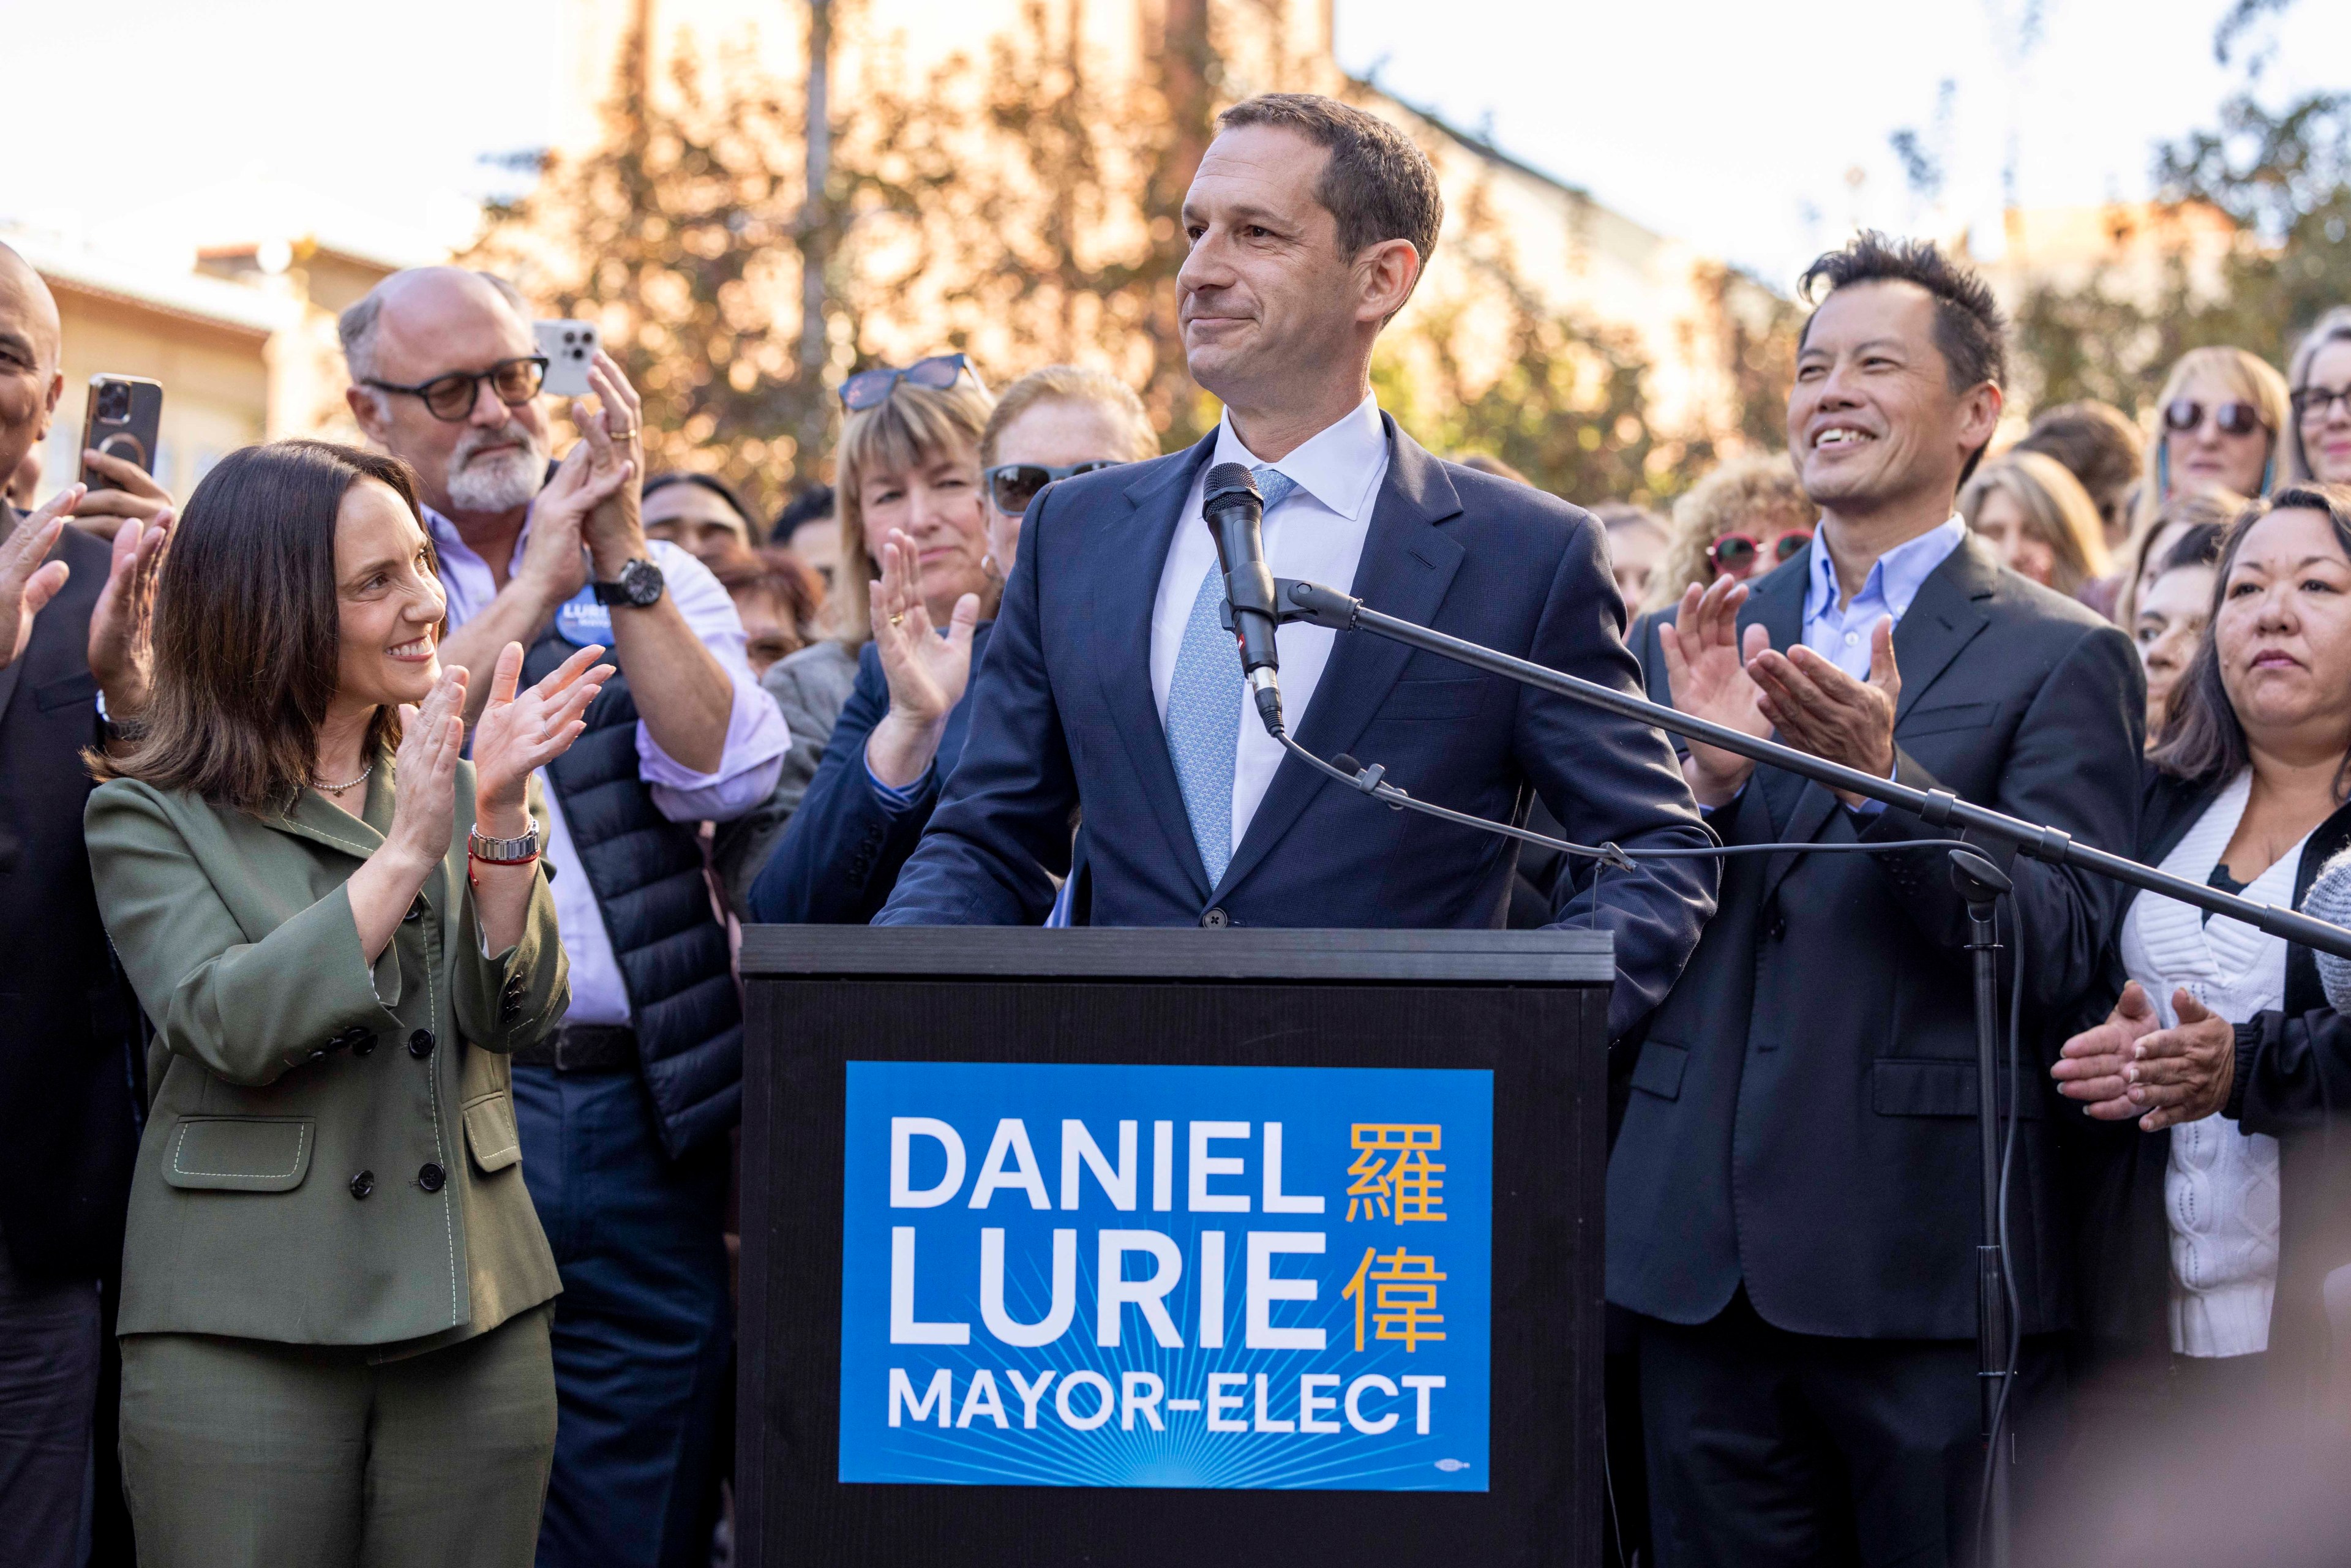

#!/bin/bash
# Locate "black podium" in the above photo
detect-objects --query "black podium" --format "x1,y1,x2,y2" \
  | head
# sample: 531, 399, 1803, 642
737, 926, 1612, 1568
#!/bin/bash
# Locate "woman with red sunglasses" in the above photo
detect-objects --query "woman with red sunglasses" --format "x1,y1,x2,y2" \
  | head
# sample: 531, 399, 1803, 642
1643, 451, 1817, 613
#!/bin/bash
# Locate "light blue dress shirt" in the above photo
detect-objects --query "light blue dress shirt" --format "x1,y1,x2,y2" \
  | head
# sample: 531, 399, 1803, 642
1797, 514, 1967, 815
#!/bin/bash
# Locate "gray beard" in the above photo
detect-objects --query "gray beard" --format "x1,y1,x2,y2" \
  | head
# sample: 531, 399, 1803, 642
443, 437, 544, 514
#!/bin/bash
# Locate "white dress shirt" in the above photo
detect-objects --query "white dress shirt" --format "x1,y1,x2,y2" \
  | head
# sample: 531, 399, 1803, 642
1149, 394, 1389, 861
424, 508, 789, 1024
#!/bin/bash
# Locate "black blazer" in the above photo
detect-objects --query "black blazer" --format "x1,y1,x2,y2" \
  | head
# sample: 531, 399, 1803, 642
0, 517, 143, 1281
2070, 770, 2351, 1387
879, 420, 1719, 1041
1607, 536, 2145, 1339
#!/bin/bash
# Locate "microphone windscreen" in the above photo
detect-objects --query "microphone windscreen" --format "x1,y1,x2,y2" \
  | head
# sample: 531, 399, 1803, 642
2305, 847, 2351, 1014
1332, 754, 1362, 775
1204, 463, 1261, 505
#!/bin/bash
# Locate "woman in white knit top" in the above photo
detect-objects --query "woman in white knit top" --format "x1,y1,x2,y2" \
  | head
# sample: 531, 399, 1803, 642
2058, 484, 2351, 1394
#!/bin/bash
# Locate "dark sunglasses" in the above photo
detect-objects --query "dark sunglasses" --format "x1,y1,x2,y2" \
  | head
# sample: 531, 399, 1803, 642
2291, 384, 2351, 425
1708, 529, 1812, 579
839, 353, 988, 411
2163, 398, 2267, 437
365, 356, 548, 422
984, 460, 1124, 514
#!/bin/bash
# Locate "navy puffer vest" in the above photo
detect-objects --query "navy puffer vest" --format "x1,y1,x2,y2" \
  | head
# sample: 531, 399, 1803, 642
525, 625, 740, 1157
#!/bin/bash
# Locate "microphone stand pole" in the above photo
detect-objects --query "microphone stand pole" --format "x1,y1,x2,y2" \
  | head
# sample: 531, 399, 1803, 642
1270, 577, 2351, 959
1263, 576, 2351, 1568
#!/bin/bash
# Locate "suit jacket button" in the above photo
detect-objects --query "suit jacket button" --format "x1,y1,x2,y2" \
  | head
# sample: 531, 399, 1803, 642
403, 899, 426, 923
1769, 917, 1788, 941
408, 1029, 437, 1059
416, 1163, 446, 1193
352, 1033, 375, 1057
349, 1170, 375, 1199
1200, 907, 1229, 929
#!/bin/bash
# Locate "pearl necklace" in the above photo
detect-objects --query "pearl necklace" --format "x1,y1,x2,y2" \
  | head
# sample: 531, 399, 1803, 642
312, 762, 375, 795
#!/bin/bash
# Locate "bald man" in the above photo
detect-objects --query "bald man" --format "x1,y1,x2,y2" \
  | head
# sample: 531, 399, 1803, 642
340, 268, 786, 1568
0, 242, 162, 1568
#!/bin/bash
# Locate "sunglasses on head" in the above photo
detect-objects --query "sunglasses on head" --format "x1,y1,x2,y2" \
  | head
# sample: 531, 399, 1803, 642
984, 460, 1125, 514
1708, 529, 1812, 579
2163, 398, 2267, 438
838, 353, 988, 411
365, 356, 548, 423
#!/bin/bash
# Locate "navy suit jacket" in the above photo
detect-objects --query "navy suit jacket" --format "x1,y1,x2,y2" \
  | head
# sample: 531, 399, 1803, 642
746, 628, 994, 926
1607, 538, 2143, 1340
878, 418, 1719, 1040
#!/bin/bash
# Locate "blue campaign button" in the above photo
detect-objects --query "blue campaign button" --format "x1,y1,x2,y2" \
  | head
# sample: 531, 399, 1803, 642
553, 587, 613, 648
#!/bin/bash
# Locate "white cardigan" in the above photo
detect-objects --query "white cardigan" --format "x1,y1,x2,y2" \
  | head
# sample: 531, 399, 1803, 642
2120, 769, 2313, 1359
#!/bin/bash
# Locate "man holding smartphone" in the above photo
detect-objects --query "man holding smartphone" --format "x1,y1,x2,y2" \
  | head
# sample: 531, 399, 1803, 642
341, 266, 787, 1568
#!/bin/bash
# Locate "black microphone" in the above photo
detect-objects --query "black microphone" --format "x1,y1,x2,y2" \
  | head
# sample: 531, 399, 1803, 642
1202, 462, 1284, 735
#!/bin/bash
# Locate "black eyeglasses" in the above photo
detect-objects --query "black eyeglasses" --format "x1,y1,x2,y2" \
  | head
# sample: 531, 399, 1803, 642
2292, 384, 2351, 425
984, 460, 1124, 514
839, 353, 987, 411
2163, 398, 2267, 437
366, 356, 549, 422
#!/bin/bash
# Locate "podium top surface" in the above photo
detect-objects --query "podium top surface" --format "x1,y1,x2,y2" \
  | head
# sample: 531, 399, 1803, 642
738, 925, 1614, 984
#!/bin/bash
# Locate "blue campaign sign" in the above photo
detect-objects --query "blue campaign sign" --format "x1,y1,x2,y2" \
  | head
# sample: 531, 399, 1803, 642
838, 1060, 1492, 1491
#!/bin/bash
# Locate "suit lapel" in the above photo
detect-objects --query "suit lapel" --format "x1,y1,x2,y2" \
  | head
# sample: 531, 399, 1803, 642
266, 763, 392, 862
1213, 421, 1464, 899
1093, 435, 1218, 899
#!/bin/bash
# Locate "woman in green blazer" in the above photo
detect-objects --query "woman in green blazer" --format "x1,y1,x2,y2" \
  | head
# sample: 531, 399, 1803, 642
85, 438, 623, 1567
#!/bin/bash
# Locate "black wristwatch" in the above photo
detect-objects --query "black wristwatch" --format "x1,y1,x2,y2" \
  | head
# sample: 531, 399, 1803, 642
592, 557, 665, 609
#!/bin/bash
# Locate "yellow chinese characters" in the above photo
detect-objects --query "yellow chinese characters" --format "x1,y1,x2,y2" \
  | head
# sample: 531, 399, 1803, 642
1342, 1246, 1447, 1352
1345, 1123, 1446, 1223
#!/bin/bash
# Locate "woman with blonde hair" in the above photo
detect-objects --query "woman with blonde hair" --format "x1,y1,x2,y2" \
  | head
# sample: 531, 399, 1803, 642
715, 356, 996, 909
1644, 452, 1815, 613
1960, 448, 2112, 599
745, 363, 1155, 924
2285, 306, 2351, 486
2134, 346, 2290, 531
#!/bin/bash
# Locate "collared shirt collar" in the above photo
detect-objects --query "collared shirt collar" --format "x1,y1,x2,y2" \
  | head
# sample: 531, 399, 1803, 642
1209, 391, 1386, 520
421, 501, 531, 580
1803, 514, 1968, 625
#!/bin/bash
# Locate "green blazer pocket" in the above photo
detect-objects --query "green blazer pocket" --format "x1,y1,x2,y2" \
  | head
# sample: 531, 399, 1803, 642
463, 1093, 523, 1173
162, 1116, 315, 1192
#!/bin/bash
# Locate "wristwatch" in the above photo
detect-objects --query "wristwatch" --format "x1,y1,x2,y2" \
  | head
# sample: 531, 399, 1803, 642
593, 557, 665, 609
468, 816, 543, 865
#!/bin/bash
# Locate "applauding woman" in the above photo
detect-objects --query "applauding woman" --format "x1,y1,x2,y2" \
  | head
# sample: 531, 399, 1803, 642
2055, 484, 2351, 1408
86, 440, 616, 1567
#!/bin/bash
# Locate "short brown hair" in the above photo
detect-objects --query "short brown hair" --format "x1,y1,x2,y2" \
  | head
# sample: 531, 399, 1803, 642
94, 440, 430, 812
980, 366, 1158, 468
2014, 400, 2143, 543
708, 544, 825, 664
1216, 94, 1444, 278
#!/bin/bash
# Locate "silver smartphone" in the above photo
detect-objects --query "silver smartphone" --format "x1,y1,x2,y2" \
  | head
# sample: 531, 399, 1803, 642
534, 320, 601, 398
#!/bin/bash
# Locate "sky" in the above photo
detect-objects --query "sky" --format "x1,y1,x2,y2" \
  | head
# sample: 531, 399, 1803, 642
2, 0, 2346, 288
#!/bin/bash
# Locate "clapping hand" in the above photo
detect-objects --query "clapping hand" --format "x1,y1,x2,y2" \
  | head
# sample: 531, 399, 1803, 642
0, 484, 80, 670
864, 528, 980, 790
571, 353, 646, 576
470, 642, 614, 821
2053, 983, 2237, 1131
1745, 617, 1901, 808
519, 441, 634, 609
1656, 574, 1771, 806
384, 667, 470, 877
88, 509, 172, 721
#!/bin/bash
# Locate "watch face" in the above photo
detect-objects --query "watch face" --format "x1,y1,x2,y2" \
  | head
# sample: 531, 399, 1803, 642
618, 557, 664, 607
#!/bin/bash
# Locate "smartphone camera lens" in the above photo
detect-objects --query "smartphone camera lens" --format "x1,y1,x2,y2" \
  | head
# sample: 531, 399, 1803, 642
97, 383, 132, 422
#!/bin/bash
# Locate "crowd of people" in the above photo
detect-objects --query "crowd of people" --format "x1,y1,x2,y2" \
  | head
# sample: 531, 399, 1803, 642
6, 86, 2351, 1568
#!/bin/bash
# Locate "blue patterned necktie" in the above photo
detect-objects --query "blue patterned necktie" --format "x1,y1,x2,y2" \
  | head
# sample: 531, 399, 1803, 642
1166, 465, 1299, 888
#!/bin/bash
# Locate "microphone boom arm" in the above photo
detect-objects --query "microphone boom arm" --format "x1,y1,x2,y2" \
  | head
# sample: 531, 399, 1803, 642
1268, 577, 2351, 962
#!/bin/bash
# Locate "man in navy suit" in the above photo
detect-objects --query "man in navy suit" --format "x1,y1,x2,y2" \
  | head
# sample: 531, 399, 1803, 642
879, 92, 1715, 1039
